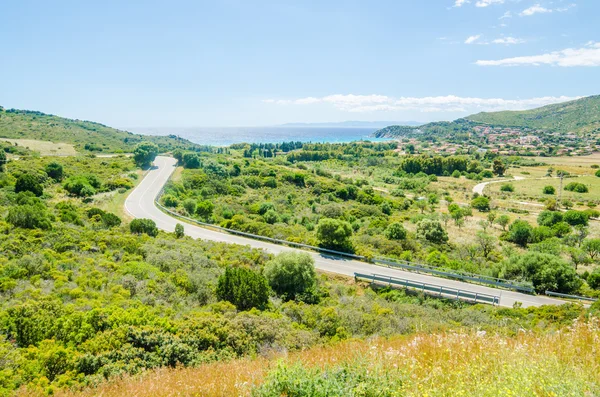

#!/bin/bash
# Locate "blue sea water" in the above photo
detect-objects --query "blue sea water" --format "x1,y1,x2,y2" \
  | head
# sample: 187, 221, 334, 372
131, 126, 390, 146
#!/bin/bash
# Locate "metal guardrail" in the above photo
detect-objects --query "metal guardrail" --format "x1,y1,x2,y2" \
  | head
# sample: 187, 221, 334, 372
355, 273, 500, 306
155, 178, 530, 295
374, 258, 535, 294
545, 291, 598, 302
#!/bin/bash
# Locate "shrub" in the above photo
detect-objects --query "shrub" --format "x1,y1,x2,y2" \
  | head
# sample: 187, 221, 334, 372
588, 268, 600, 289
595, 169, 600, 177
15, 174, 43, 196
45, 162, 64, 181
263, 209, 280, 224
471, 196, 491, 212
543, 185, 555, 195
500, 183, 514, 192
196, 200, 214, 221
537, 210, 563, 227
216, 267, 269, 310
175, 223, 185, 238
182, 153, 201, 169
563, 210, 589, 226
6, 204, 52, 230
316, 218, 353, 252
264, 252, 317, 301
162, 194, 179, 208
130, 218, 158, 237
183, 199, 196, 214
416, 219, 448, 244
133, 142, 159, 167
63, 176, 98, 197
564, 182, 588, 193
505, 220, 533, 247
385, 223, 407, 240
451, 170, 461, 178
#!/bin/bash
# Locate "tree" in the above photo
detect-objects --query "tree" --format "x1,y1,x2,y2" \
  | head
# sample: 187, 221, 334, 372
588, 268, 600, 289
416, 219, 448, 244
175, 223, 185, 238
543, 185, 555, 195
45, 162, 64, 181
496, 214, 510, 231
182, 153, 201, 169
385, 223, 407, 240
563, 210, 588, 226
596, 169, 600, 178
101, 212, 121, 228
133, 142, 159, 168
499, 252, 581, 294
415, 199, 428, 214
216, 267, 269, 310
0, 150, 6, 172
183, 199, 196, 215
63, 176, 96, 197
316, 218, 353, 252
505, 220, 532, 247
471, 196, 491, 212
130, 218, 158, 237
492, 159, 506, 176
196, 200, 214, 221
537, 210, 563, 227
451, 170, 461, 178
476, 231, 495, 259
583, 239, 600, 261
6, 204, 52, 230
264, 252, 317, 301
263, 209, 280, 224
487, 212, 497, 226
15, 174, 43, 197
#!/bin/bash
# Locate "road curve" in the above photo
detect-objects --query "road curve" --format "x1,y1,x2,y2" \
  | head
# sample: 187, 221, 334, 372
472, 175, 526, 195
125, 156, 566, 308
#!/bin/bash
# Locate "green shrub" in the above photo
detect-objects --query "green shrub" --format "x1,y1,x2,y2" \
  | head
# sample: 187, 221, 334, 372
385, 222, 407, 240
416, 219, 448, 244
500, 183, 514, 192
563, 210, 589, 226
505, 220, 533, 247
264, 252, 317, 301
316, 218, 353, 252
15, 174, 43, 196
564, 182, 588, 193
543, 185, 555, 195
471, 196, 491, 212
216, 267, 269, 310
133, 142, 159, 167
130, 218, 158, 236
45, 162, 64, 181
175, 223, 185, 238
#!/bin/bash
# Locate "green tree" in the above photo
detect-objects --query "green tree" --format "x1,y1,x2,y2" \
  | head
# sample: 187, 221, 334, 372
263, 209, 280, 224
174, 223, 185, 238
543, 185, 555, 195
6, 204, 52, 230
537, 210, 563, 227
196, 200, 214, 221
563, 210, 588, 226
45, 162, 64, 181
416, 219, 448, 244
506, 220, 532, 247
492, 159, 506, 176
216, 267, 269, 310
15, 174, 43, 196
264, 252, 317, 301
133, 142, 159, 168
385, 223, 407, 240
183, 153, 201, 169
316, 218, 353, 252
583, 239, 600, 261
471, 196, 491, 212
496, 215, 510, 231
130, 218, 158, 237
0, 149, 6, 172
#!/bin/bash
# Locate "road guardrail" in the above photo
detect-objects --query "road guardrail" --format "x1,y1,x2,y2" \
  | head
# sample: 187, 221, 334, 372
355, 272, 500, 306
545, 291, 597, 302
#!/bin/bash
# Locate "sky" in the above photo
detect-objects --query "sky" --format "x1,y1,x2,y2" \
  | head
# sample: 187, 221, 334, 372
0, 0, 598, 128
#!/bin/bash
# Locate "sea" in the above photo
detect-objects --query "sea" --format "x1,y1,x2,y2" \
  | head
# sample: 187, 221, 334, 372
130, 126, 391, 146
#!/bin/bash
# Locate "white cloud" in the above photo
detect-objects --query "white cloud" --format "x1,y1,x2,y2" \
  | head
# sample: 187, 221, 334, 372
262, 94, 579, 113
492, 36, 525, 45
520, 3, 576, 16
465, 34, 482, 44
476, 42, 600, 66
453, 0, 469, 7
499, 11, 512, 19
475, 0, 504, 7
520, 4, 551, 16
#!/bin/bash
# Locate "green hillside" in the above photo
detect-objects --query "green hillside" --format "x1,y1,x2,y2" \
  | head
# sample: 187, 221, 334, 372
0, 106, 199, 153
465, 95, 600, 135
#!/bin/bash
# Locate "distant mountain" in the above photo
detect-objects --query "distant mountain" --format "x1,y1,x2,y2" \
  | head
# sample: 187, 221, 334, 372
373, 95, 600, 138
282, 121, 423, 128
0, 106, 200, 153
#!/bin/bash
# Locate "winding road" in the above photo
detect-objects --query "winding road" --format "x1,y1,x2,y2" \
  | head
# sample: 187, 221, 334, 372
125, 156, 566, 308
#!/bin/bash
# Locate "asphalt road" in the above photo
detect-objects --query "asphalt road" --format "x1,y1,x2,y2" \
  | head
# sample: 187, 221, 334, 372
125, 156, 567, 308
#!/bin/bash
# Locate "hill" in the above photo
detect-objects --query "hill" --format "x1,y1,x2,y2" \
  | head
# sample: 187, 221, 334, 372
373, 95, 600, 139
466, 95, 600, 135
0, 106, 200, 153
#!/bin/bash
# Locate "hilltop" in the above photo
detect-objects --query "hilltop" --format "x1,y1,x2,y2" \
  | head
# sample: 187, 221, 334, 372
374, 95, 600, 139
0, 106, 200, 153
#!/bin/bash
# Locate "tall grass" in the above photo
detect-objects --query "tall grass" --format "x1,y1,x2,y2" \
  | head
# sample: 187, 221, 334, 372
46, 318, 599, 397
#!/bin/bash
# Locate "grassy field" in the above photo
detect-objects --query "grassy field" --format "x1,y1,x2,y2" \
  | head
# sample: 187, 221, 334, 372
487, 175, 600, 203
48, 318, 600, 397
1, 138, 77, 156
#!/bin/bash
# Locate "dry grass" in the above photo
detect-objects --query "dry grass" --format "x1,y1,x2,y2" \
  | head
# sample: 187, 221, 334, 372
1, 138, 78, 156
42, 318, 600, 397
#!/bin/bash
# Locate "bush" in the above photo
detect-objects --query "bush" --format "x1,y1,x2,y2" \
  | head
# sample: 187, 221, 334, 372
15, 174, 43, 196
500, 183, 514, 192
45, 162, 64, 181
162, 195, 179, 208
499, 252, 581, 294
63, 176, 98, 197
264, 252, 317, 301
130, 218, 159, 237
564, 182, 588, 193
537, 210, 563, 227
543, 185, 555, 195
563, 210, 588, 226
196, 200, 214, 221
471, 196, 491, 212
133, 142, 159, 167
175, 223, 184, 238
216, 267, 269, 310
6, 204, 52, 230
263, 209, 280, 224
385, 223, 407, 240
505, 220, 533, 247
316, 218, 353, 252
595, 169, 600, 177
451, 170, 461, 178
416, 219, 448, 244
588, 268, 600, 289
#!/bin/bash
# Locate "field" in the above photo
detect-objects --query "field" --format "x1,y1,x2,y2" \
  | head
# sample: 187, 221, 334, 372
1, 138, 77, 156
486, 175, 600, 203
51, 318, 600, 397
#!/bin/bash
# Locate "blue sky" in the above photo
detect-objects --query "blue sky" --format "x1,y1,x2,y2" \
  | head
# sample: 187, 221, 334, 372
1, 0, 598, 127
